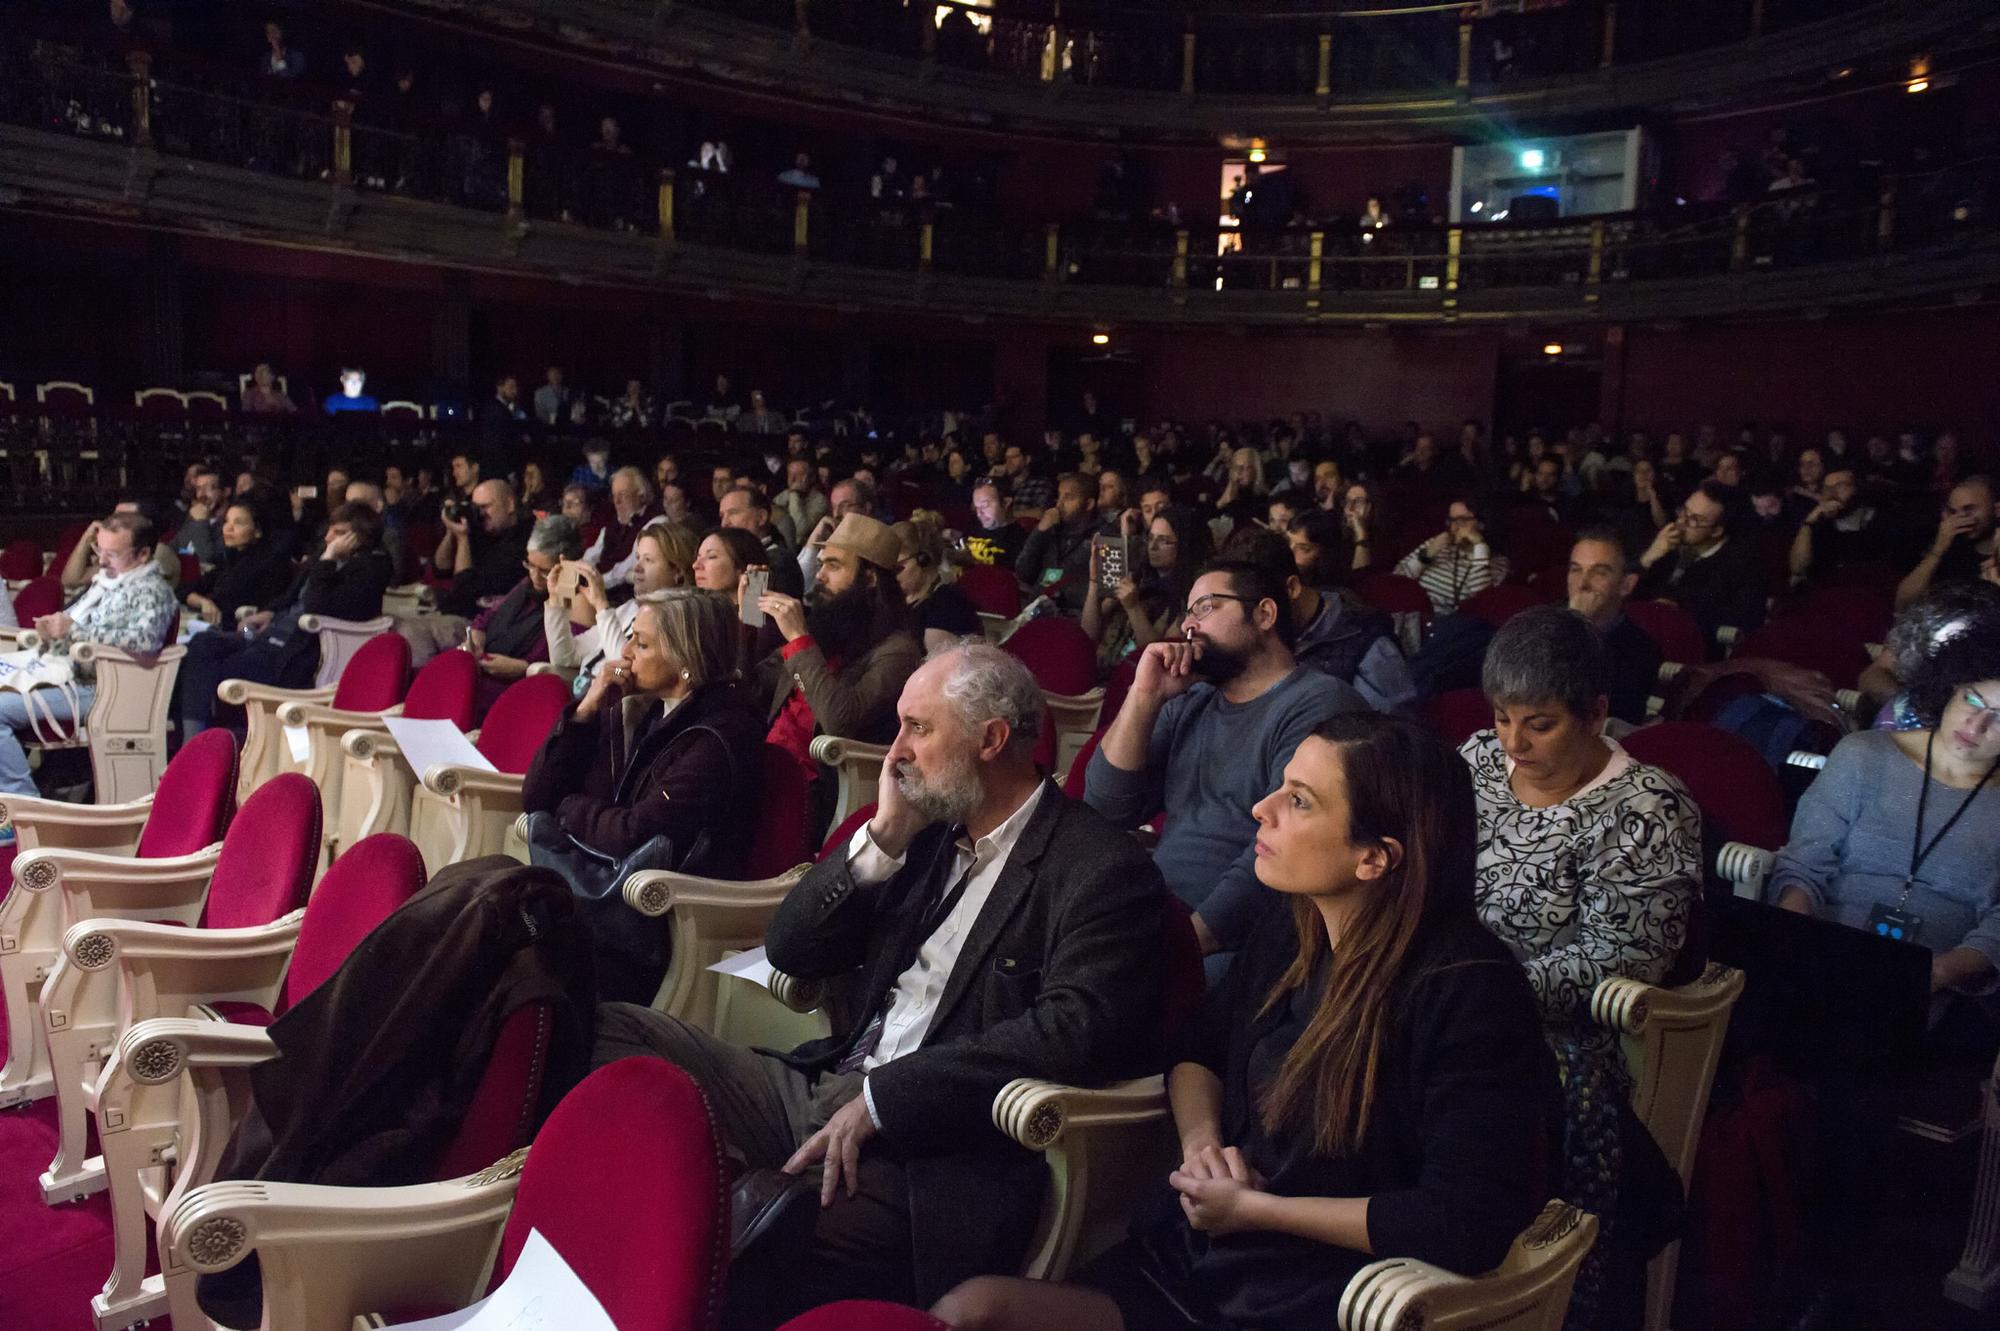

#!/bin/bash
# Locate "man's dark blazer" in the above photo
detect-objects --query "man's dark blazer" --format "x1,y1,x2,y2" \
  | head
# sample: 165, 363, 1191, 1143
764, 779, 1169, 1303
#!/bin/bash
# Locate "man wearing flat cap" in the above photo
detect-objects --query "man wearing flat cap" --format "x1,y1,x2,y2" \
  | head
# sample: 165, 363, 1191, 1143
757, 512, 924, 837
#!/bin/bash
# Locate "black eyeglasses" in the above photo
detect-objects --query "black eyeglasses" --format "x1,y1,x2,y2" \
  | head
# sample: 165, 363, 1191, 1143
1183, 592, 1257, 622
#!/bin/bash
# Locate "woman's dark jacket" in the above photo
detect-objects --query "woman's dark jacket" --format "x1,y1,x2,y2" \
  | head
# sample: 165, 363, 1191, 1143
1130, 905, 1556, 1331
192, 539, 296, 623
521, 679, 769, 873
260, 548, 395, 681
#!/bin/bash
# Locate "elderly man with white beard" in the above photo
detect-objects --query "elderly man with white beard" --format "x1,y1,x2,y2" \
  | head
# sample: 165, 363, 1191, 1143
591, 641, 1168, 1329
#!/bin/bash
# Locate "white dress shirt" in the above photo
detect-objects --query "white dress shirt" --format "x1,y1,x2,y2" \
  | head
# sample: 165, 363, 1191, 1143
846, 782, 1047, 1126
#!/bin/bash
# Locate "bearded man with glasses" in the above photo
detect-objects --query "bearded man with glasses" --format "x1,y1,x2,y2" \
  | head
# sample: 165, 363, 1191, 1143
1085, 559, 1365, 976
1634, 478, 1767, 654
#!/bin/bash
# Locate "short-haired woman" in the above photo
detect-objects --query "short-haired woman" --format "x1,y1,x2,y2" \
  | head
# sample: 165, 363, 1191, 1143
521, 589, 769, 1000
547, 520, 699, 694
933, 713, 1553, 1331
1463, 605, 1700, 1327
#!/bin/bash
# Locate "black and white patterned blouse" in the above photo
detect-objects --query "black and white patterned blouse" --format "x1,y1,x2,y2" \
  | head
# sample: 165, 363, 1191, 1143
1461, 731, 1700, 1031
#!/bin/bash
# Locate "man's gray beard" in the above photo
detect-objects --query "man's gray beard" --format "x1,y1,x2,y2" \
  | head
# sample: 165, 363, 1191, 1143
895, 754, 982, 826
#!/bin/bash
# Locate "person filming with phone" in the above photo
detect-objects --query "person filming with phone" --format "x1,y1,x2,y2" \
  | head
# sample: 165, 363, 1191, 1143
755, 513, 923, 839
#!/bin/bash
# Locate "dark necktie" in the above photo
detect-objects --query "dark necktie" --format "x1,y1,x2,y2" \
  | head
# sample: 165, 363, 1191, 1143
834, 832, 975, 1073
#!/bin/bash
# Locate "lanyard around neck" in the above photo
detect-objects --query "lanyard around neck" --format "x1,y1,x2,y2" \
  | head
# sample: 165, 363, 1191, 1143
1905, 729, 2000, 903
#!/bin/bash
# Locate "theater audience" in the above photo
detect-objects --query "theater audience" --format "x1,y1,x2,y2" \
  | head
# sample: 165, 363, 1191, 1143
173, 464, 233, 570
1235, 525, 1413, 713
936, 713, 1552, 1331
239, 361, 295, 414
176, 504, 393, 739
1789, 465, 1877, 584
179, 497, 292, 627
893, 518, 982, 653
521, 588, 769, 999
1565, 527, 1661, 726
548, 521, 698, 691
775, 456, 830, 549
1770, 614, 2000, 997
1392, 494, 1507, 618
720, 485, 805, 598
459, 515, 581, 714
963, 481, 1026, 570
1896, 475, 1997, 610
2, 513, 176, 795
1633, 479, 1766, 651
1080, 505, 1212, 669
1463, 606, 1699, 1327
1017, 473, 1098, 613
1087, 560, 1366, 967
796, 476, 879, 588
591, 642, 1167, 1324
583, 466, 662, 589
756, 514, 923, 828
435, 478, 530, 618
61, 499, 184, 591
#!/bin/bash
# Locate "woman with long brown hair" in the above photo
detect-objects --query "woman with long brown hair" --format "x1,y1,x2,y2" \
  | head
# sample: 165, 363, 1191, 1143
932, 712, 1554, 1331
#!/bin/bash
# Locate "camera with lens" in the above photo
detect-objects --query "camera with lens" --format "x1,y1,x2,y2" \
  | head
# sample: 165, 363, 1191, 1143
445, 498, 474, 524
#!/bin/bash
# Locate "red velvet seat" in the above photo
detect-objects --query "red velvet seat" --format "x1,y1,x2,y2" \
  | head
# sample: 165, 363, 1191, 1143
10, 575, 64, 624
199, 773, 321, 928
0, 538, 41, 582
1622, 721, 1789, 852
139, 728, 240, 857
1458, 581, 1555, 630
402, 649, 480, 730
488, 1058, 728, 1331
473, 674, 572, 773
1626, 599, 1706, 667
1002, 617, 1098, 696
744, 744, 812, 880
1100, 655, 1138, 724
1353, 571, 1434, 636
283, 834, 427, 1003
431, 999, 559, 1181
1064, 726, 1104, 799
1731, 615, 1870, 689
956, 564, 1022, 618
817, 802, 878, 863
331, 632, 414, 712
1423, 687, 1492, 748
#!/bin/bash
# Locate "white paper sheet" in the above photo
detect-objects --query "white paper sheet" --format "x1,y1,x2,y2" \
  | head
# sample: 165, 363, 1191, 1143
283, 724, 311, 765
379, 1229, 615, 1331
708, 944, 775, 989
384, 715, 497, 780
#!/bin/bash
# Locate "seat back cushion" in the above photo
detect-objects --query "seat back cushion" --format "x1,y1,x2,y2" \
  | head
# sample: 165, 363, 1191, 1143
744, 744, 810, 881
1001, 617, 1097, 696
201, 773, 320, 930
432, 1001, 551, 1180
282, 834, 428, 1009
403, 649, 479, 729
495, 1058, 727, 1331
330, 632, 413, 711
137, 728, 239, 857
817, 802, 878, 863
475, 674, 572, 773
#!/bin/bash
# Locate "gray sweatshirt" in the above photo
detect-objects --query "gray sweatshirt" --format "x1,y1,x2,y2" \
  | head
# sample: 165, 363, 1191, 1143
1769, 728, 2000, 991
1084, 666, 1365, 947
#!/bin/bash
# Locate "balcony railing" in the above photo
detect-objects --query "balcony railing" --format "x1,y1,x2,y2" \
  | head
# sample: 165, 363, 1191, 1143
670, 0, 1872, 98
4, 36, 1996, 319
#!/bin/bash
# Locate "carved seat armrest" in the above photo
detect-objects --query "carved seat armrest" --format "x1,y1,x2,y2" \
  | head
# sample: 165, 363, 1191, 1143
419, 765, 524, 799
162, 1165, 525, 1331
62, 912, 305, 1024
15, 843, 222, 924
766, 967, 831, 1015
0, 790, 153, 851
623, 865, 809, 919
992, 1076, 1168, 1151
216, 679, 334, 708
1715, 840, 1774, 900
279, 701, 404, 730
1337, 1201, 1598, 1331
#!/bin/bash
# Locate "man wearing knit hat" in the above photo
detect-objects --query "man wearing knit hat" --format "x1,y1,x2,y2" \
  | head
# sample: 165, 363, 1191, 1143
757, 512, 924, 838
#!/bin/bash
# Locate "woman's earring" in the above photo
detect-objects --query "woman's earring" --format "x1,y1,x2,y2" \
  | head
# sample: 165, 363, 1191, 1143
680, 668, 692, 681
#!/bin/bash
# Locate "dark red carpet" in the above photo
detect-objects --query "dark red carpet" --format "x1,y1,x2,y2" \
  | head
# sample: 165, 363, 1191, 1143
0, 1021, 167, 1331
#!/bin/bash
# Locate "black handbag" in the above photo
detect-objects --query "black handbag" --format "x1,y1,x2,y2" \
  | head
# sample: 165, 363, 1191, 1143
522, 722, 735, 1003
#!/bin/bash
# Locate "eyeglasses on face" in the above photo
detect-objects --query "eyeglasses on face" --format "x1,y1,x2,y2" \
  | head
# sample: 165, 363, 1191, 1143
1677, 507, 1719, 528
1183, 592, 1256, 622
